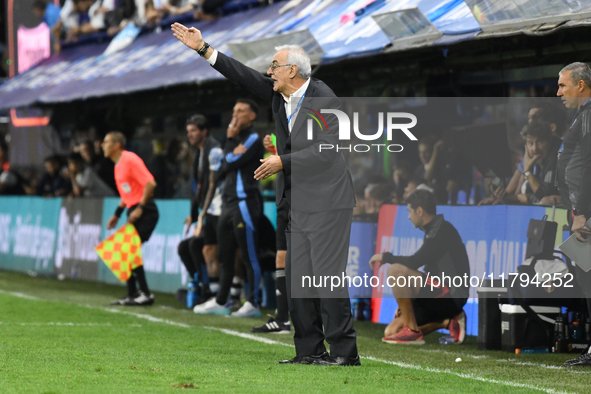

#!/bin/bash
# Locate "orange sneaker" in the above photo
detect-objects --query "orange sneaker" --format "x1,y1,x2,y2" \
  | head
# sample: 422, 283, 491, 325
448, 310, 466, 344
382, 325, 425, 345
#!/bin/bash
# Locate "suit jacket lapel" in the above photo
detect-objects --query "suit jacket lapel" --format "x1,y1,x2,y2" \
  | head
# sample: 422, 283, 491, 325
290, 81, 317, 140
273, 95, 289, 139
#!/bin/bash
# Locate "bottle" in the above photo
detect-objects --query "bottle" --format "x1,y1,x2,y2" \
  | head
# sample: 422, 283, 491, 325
572, 321, 582, 341
187, 281, 197, 308
350, 298, 359, 321
554, 314, 566, 353
187, 273, 199, 308
439, 335, 456, 345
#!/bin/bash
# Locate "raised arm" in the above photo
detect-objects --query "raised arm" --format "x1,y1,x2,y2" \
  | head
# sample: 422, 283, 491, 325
171, 23, 274, 101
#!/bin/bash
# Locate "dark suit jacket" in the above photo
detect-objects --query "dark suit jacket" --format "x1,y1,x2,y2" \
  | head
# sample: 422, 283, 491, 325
212, 52, 355, 213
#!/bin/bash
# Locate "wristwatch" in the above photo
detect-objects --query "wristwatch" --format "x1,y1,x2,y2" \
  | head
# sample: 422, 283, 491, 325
197, 42, 210, 57
524, 170, 531, 179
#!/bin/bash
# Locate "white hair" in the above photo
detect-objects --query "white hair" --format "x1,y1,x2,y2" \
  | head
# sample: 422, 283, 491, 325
274, 45, 311, 79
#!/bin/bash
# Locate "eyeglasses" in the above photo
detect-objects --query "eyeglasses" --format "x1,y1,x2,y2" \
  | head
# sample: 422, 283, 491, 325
269, 63, 292, 71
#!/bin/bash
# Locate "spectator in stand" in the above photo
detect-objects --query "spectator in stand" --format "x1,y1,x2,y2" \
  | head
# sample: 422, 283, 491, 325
501, 122, 559, 205
63, 0, 95, 42
353, 185, 366, 216
414, 136, 448, 204
444, 144, 472, 205
392, 160, 412, 200
0, 142, 25, 196
52, 0, 77, 52
402, 178, 433, 203
146, 0, 194, 27
79, 140, 118, 195
479, 104, 566, 206
365, 183, 394, 214
532, 103, 567, 141
33, 0, 62, 29
104, 0, 146, 36
88, 0, 119, 33
165, 0, 229, 21
36, 155, 71, 197
68, 152, 115, 197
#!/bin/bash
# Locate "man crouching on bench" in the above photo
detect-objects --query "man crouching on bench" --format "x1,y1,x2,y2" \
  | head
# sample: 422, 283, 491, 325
369, 189, 470, 344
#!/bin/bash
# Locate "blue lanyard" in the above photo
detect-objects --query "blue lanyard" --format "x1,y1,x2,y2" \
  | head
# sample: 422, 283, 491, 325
287, 92, 306, 127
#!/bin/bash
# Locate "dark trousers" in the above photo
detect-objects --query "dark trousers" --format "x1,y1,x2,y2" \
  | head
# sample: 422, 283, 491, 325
568, 210, 591, 339
216, 196, 262, 306
178, 236, 205, 280
126, 200, 159, 296
286, 207, 357, 357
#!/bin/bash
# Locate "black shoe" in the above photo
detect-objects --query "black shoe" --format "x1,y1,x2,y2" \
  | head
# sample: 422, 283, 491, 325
564, 352, 591, 366
313, 355, 361, 366
252, 316, 291, 334
110, 294, 138, 306
279, 352, 328, 364
132, 292, 155, 306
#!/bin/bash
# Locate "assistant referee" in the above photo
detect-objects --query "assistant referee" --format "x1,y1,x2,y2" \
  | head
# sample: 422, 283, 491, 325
103, 131, 159, 306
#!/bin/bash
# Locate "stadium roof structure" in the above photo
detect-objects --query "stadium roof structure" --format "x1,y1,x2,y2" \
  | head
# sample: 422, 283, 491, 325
0, 0, 590, 109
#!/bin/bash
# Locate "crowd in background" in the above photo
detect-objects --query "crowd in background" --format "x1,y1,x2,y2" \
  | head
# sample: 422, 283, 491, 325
0, 99, 572, 218
32, 0, 264, 53
351, 101, 569, 216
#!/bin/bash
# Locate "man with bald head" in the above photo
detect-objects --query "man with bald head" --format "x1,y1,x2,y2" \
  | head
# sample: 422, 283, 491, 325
103, 131, 159, 306
171, 23, 359, 366
557, 62, 591, 367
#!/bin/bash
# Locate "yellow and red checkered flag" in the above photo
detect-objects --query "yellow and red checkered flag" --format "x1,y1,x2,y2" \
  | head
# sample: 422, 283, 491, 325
95, 224, 143, 282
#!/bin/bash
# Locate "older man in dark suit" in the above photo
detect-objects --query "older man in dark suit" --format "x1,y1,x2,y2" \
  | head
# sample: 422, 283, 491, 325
171, 22, 359, 366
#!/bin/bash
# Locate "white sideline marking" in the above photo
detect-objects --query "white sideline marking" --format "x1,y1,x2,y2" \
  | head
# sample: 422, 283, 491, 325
203, 327, 293, 347
419, 349, 591, 374
207, 327, 568, 394
0, 322, 141, 327
104, 308, 191, 328
362, 356, 568, 394
0, 290, 585, 386
0, 289, 40, 300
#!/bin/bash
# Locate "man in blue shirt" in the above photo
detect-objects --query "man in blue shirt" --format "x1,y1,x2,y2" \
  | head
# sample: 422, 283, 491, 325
33, 0, 61, 29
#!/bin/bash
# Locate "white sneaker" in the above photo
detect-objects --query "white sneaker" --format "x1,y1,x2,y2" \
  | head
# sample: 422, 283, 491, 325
193, 297, 230, 315
230, 301, 262, 318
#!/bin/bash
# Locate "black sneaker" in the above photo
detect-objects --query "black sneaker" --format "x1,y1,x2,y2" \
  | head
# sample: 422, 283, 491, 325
251, 316, 291, 334
564, 352, 591, 366
110, 294, 138, 306
132, 292, 155, 306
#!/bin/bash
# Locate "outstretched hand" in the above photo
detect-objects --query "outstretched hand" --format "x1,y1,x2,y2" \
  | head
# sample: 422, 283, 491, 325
254, 156, 283, 180
171, 22, 203, 51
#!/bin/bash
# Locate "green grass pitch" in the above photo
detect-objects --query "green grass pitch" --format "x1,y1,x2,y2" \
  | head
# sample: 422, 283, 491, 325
0, 270, 587, 393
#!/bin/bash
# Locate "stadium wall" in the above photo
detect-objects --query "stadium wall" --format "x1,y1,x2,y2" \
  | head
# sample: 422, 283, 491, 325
0, 197, 569, 336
